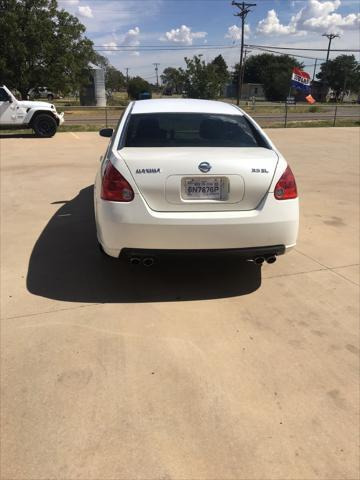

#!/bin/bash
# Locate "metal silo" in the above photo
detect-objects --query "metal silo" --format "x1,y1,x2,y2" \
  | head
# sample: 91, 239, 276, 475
80, 63, 106, 107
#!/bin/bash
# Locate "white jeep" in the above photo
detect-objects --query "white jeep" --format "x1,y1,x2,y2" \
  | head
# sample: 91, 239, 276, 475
0, 85, 64, 137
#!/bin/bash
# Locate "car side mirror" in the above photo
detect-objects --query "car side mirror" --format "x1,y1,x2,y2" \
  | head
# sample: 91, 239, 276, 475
99, 128, 113, 138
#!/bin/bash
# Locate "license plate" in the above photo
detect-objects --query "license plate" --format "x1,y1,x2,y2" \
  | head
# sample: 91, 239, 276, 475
182, 177, 227, 200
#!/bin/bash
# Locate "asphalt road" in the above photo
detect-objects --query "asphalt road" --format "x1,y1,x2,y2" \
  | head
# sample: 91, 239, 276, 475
1, 128, 359, 479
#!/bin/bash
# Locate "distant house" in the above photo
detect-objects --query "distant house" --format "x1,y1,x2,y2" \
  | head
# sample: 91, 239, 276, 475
224, 83, 265, 100
242, 83, 265, 100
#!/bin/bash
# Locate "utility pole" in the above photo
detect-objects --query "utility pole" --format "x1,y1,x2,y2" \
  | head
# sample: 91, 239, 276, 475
312, 58, 318, 81
240, 48, 251, 98
232, 1, 256, 106
321, 33, 340, 101
153, 63, 160, 88
125, 68, 130, 99
323, 33, 340, 63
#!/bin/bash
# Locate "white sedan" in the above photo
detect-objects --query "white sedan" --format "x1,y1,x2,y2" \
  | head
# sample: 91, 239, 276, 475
94, 99, 299, 266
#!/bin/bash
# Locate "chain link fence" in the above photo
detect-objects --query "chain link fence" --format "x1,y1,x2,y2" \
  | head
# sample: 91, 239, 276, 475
55, 103, 360, 130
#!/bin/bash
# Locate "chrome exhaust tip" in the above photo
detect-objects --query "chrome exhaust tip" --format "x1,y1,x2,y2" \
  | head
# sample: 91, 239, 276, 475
129, 257, 141, 265
266, 256, 277, 264
143, 257, 155, 267
254, 257, 265, 265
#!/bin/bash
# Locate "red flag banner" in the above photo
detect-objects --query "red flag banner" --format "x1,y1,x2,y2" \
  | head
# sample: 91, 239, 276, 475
291, 67, 311, 93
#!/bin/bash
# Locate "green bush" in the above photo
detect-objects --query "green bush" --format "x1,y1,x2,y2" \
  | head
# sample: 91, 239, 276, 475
309, 105, 319, 113
127, 77, 152, 100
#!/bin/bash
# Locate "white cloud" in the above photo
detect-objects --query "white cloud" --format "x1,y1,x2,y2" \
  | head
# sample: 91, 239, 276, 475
78, 5, 93, 18
225, 24, 251, 41
103, 41, 118, 50
102, 42, 118, 55
58, 0, 79, 5
257, 9, 297, 34
299, 0, 360, 32
123, 27, 140, 55
257, 0, 360, 36
161, 25, 207, 45
123, 26, 140, 46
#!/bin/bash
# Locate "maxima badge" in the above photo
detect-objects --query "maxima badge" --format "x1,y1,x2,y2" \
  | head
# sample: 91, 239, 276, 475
198, 162, 212, 173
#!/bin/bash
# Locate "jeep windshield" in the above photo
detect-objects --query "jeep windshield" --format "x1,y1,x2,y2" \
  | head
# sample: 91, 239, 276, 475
123, 113, 264, 148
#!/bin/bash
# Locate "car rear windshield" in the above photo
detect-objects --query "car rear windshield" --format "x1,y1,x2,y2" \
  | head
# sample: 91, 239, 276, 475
122, 113, 265, 148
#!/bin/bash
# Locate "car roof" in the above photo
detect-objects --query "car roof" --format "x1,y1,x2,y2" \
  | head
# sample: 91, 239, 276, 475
131, 98, 243, 115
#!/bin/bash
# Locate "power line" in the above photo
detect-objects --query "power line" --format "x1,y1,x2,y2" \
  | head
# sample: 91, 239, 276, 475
93, 43, 360, 52
246, 43, 358, 52
250, 45, 326, 61
93, 45, 238, 51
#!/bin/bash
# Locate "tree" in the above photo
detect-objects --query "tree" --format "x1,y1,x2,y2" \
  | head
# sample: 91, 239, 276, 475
105, 66, 125, 92
127, 77, 151, 100
233, 53, 303, 101
182, 55, 229, 99
0, 0, 96, 97
211, 55, 229, 83
316, 55, 360, 101
160, 67, 185, 94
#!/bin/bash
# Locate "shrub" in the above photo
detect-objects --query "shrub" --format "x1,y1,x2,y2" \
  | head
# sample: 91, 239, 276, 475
309, 105, 319, 113
127, 77, 151, 100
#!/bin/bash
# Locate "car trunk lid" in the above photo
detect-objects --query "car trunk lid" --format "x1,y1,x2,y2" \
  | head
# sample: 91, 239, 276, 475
118, 147, 279, 212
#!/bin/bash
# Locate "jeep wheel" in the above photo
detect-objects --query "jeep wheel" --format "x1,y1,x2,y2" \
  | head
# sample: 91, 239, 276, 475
32, 114, 57, 138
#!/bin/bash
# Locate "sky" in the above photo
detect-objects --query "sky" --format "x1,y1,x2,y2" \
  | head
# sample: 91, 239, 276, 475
58, 0, 360, 82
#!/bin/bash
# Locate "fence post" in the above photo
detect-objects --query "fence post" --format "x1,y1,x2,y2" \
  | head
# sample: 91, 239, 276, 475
105, 106, 108, 128
284, 102, 288, 128
333, 105, 338, 127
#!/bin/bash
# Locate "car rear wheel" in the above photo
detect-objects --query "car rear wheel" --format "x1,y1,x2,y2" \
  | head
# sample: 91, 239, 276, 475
32, 114, 57, 138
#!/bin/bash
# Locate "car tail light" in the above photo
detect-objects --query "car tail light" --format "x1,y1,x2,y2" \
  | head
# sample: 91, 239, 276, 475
274, 165, 297, 200
101, 162, 134, 202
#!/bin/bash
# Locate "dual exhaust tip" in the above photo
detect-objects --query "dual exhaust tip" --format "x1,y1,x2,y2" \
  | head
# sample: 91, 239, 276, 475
129, 256, 155, 267
254, 255, 277, 265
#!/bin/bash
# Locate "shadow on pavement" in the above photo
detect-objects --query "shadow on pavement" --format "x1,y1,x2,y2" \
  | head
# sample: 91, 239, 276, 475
0, 132, 36, 139
27, 186, 261, 303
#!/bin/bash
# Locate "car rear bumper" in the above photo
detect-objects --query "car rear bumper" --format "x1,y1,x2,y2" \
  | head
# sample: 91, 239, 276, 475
121, 245, 286, 259
95, 191, 299, 258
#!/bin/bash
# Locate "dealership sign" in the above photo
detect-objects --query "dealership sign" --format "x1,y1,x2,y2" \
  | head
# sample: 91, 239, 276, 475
291, 67, 311, 93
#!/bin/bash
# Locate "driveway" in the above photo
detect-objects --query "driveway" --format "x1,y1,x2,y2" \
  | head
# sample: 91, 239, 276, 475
1, 128, 359, 479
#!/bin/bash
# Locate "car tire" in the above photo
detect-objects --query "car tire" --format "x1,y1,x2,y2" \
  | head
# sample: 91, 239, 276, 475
47, 94, 54, 101
32, 114, 57, 138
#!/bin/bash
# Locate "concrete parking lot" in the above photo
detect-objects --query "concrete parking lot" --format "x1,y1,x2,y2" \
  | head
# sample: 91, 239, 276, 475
1, 128, 359, 479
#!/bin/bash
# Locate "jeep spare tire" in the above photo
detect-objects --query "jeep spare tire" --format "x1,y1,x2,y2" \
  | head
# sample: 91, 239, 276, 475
32, 114, 57, 138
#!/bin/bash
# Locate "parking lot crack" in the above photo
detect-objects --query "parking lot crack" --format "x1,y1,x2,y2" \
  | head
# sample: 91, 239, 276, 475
294, 248, 331, 269
265, 264, 359, 285
3, 302, 102, 321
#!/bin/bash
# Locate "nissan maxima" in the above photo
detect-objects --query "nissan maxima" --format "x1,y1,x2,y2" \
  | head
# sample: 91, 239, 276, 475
94, 99, 299, 266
